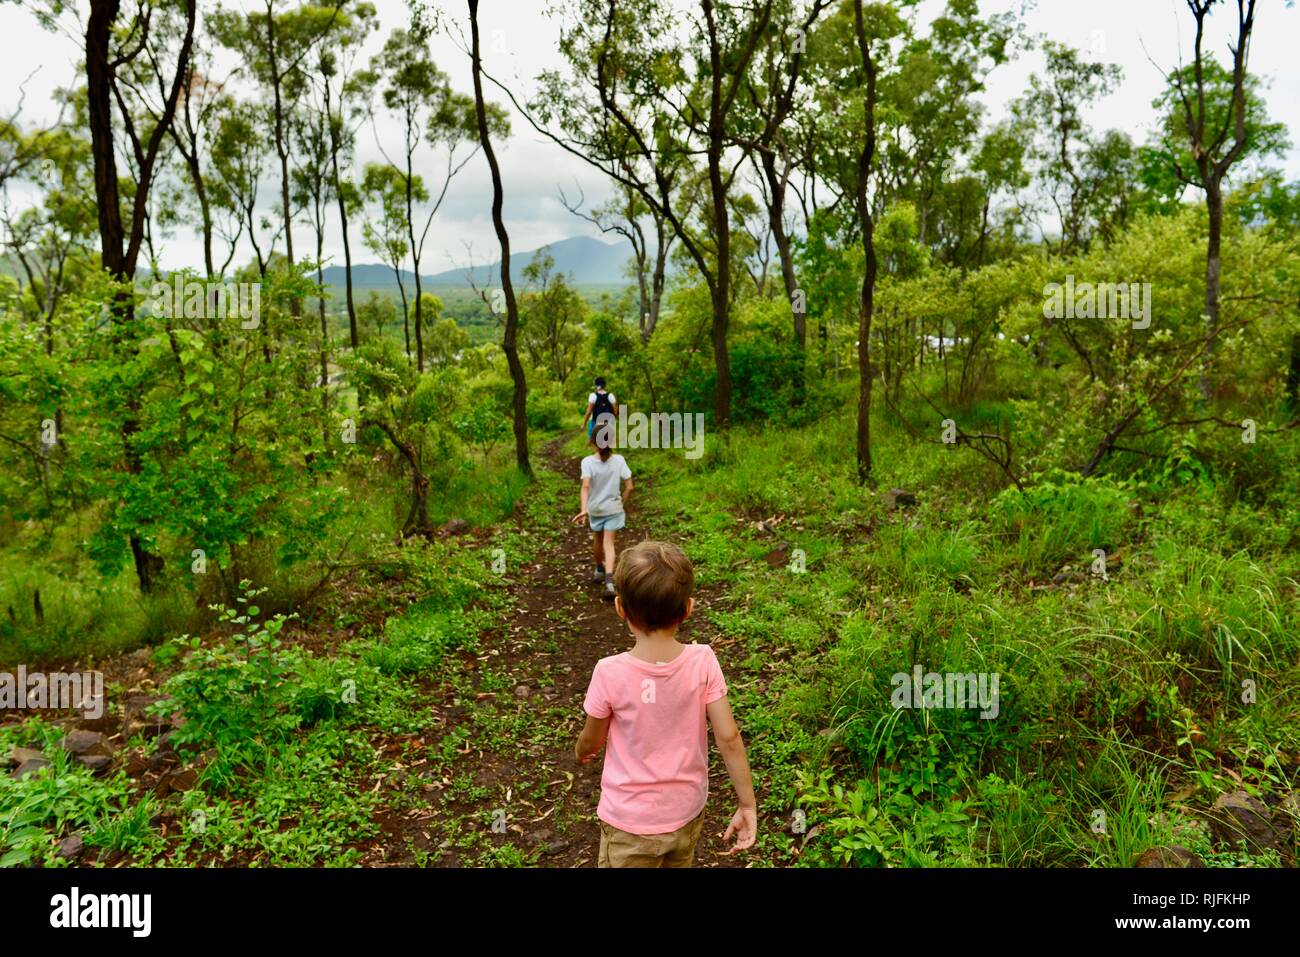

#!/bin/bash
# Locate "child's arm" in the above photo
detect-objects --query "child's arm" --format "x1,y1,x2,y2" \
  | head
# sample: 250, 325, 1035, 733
581, 401, 594, 429
706, 694, 757, 853
572, 476, 592, 524
621, 477, 634, 508
575, 714, 611, 763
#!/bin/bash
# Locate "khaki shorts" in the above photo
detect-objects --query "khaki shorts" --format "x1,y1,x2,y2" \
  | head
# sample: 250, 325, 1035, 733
597, 809, 706, 868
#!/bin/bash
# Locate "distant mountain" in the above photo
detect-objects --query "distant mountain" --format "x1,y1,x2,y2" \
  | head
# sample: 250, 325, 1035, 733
321, 235, 639, 291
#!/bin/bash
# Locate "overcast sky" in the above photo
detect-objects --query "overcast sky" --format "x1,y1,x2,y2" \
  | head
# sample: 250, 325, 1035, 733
2, 0, 1297, 273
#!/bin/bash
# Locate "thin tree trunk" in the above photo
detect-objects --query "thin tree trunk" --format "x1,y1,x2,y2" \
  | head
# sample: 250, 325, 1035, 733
470, 0, 531, 477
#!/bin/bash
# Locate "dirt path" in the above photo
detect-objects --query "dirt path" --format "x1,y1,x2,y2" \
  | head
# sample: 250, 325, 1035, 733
358, 437, 749, 868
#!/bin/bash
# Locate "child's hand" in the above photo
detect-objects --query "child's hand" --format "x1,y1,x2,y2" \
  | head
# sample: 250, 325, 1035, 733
723, 806, 757, 854
572, 510, 588, 525
575, 743, 599, 763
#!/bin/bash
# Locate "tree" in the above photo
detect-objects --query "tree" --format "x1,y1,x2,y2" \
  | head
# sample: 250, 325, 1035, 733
210, 1, 345, 271
733, 0, 831, 364
367, 22, 482, 372
1012, 41, 1123, 255
520, 250, 586, 384
85, 0, 197, 592
469, 0, 531, 477
1154, 0, 1285, 396
529, 0, 774, 428
559, 177, 673, 344
360, 162, 414, 359
320, 2, 377, 349
208, 97, 277, 277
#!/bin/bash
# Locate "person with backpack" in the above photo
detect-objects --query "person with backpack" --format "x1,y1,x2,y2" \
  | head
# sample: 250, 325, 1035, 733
582, 377, 617, 441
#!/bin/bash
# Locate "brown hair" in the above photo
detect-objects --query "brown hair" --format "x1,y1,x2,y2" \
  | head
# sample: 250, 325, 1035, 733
614, 540, 694, 631
591, 415, 614, 461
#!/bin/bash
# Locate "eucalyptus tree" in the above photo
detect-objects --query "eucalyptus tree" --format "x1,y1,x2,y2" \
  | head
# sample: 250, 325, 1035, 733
359, 162, 414, 358
319, 2, 378, 349
208, 97, 278, 278
1152, 0, 1287, 396
82, 0, 197, 592
366, 22, 482, 372
732, 0, 830, 356
1011, 41, 1123, 255
559, 175, 673, 344
531, 0, 774, 428
468, 0, 530, 476
210, 1, 345, 269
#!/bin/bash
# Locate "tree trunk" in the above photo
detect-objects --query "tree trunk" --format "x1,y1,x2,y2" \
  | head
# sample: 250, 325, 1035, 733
86, 0, 194, 593
470, 0, 531, 478
326, 81, 359, 348
1199, 178, 1223, 399
407, 160, 425, 372
852, 0, 877, 486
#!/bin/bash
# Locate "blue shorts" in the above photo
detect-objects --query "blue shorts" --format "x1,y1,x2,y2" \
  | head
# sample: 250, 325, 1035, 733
589, 512, 625, 532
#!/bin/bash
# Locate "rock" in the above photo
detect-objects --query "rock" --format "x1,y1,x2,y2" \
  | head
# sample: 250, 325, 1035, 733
76, 755, 114, 774
514, 684, 531, 699
124, 750, 151, 779
149, 750, 181, 772
762, 546, 790, 568
1134, 845, 1204, 868
1052, 565, 1085, 585
543, 839, 570, 856
883, 488, 917, 509
55, 835, 85, 860
123, 695, 169, 739
167, 768, 199, 793
61, 729, 111, 757
10, 757, 51, 780
1209, 789, 1287, 855
9, 746, 46, 767
76, 693, 111, 733
1280, 792, 1300, 833
440, 518, 470, 536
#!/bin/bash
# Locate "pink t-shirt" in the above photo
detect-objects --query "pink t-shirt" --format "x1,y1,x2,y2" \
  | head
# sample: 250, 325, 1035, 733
583, 643, 728, 835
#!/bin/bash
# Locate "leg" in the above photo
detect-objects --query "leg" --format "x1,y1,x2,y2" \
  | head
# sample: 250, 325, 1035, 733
592, 531, 603, 566
598, 821, 665, 868
661, 810, 706, 868
603, 529, 616, 572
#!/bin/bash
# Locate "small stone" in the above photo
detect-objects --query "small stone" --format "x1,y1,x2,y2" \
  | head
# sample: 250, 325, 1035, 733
763, 546, 790, 568
55, 835, 85, 860
123, 695, 169, 739
149, 750, 181, 772
77, 694, 111, 733
1134, 845, 1204, 868
1209, 790, 1286, 855
440, 518, 470, 536
124, 750, 151, 779
9, 747, 46, 766
76, 755, 114, 774
61, 729, 110, 756
168, 768, 199, 793
883, 488, 917, 510
514, 685, 531, 699
11, 757, 51, 779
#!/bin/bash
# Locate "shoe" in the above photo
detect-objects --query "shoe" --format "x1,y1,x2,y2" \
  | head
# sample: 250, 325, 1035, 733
592, 563, 605, 584
602, 578, 616, 601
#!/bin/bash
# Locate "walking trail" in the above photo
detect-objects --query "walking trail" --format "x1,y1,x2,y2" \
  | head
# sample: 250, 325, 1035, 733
356, 437, 749, 867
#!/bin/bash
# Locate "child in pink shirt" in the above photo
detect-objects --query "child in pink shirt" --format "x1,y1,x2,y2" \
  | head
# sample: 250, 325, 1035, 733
575, 540, 757, 867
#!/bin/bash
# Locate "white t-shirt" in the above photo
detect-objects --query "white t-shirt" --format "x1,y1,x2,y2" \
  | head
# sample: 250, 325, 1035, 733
582, 453, 631, 517
588, 390, 616, 406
